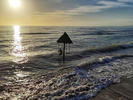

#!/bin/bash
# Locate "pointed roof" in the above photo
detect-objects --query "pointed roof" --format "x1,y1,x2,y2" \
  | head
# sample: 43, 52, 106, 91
57, 32, 73, 44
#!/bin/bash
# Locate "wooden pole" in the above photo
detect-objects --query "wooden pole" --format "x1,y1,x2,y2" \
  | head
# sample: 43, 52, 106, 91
63, 42, 65, 62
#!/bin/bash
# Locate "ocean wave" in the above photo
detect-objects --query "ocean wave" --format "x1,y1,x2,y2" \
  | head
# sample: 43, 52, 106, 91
0, 31, 13, 33
22, 32, 52, 35
122, 29, 133, 32
77, 55, 133, 69
89, 31, 116, 35
0, 40, 9, 42
0, 44, 9, 48
30, 42, 133, 62
23, 55, 133, 100
77, 31, 116, 36
45, 55, 133, 99
85, 42, 133, 53
67, 42, 133, 60
0, 55, 133, 99
33, 45, 49, 50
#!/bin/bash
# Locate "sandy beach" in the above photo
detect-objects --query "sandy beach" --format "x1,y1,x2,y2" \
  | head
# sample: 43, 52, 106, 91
91, 78, 133, 100
0, 55, 133, 100
0, 74, 133, 100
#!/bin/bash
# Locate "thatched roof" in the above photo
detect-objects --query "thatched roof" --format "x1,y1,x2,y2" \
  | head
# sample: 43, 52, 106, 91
57, 32, 73, 44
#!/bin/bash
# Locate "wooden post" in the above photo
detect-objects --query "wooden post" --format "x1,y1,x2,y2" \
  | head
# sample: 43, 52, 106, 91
63, 42, 65, 62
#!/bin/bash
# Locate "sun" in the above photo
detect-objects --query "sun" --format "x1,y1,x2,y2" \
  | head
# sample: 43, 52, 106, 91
9, 0, 21, 8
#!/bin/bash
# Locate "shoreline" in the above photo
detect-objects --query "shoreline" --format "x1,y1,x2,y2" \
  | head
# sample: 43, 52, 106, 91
91, 77, 133, 100
0, 77, 133, 100
0, 57, 133, 100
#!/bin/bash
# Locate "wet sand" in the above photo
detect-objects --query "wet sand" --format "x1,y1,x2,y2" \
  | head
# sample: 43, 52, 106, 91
0, 75, 133, 100
91, 78, 133, 100
0, 57, 133, 100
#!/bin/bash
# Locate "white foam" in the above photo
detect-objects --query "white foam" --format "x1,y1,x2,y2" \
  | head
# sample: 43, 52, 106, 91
43, 57, 133, 100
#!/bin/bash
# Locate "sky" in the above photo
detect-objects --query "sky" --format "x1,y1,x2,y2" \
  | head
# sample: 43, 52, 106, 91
0, 0, 133, 26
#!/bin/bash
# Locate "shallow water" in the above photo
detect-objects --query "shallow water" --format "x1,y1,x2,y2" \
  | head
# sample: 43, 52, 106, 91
0, 26, 133, 99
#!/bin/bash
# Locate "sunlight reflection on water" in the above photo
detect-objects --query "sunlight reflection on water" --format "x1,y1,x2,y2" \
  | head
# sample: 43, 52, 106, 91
11, 25, 28, 64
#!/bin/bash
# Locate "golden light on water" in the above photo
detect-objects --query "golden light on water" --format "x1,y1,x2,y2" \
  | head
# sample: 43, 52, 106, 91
12, 25, 28, 64
9, 0, 21, 8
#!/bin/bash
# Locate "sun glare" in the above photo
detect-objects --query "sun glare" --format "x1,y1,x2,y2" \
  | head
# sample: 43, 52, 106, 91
12, 25, 28, 64
9, 0, 21, 8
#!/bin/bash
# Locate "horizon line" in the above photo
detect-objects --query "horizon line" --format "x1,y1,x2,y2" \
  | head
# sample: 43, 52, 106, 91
0, 25, 133, 27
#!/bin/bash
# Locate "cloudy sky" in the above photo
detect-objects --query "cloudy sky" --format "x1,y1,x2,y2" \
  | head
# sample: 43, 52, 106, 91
0, 0, 133, 26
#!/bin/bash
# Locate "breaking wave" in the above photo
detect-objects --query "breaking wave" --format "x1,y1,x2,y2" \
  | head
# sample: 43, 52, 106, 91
21, 55, 133, 100
22, 32, 52, 35
83, 42, 133, 53
66, 42, 133, 61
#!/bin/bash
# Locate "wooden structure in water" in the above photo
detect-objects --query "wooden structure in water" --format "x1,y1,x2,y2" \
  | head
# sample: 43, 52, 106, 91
57, 32, 73, 62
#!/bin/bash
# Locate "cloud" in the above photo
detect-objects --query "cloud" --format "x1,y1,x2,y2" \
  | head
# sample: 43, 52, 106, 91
63, 1, 128, 15
33, 0, 132, 16
53, 1, 128, 15
98, 1, 128, 7
118, 0, 133, 3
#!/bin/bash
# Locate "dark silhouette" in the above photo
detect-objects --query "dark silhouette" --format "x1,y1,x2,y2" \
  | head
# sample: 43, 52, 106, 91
58, 48, 62, 55
57, 32, 73, 62
57, 32, 73, 44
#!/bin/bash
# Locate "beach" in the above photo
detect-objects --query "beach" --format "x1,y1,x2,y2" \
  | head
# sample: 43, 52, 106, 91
0, 55, 133, 100
1, 78, 133, 100
91, 78, 133, 100
0, 26, 133, 99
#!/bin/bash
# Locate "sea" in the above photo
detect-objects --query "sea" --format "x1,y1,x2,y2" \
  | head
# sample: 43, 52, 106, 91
0, 26, 133, 99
